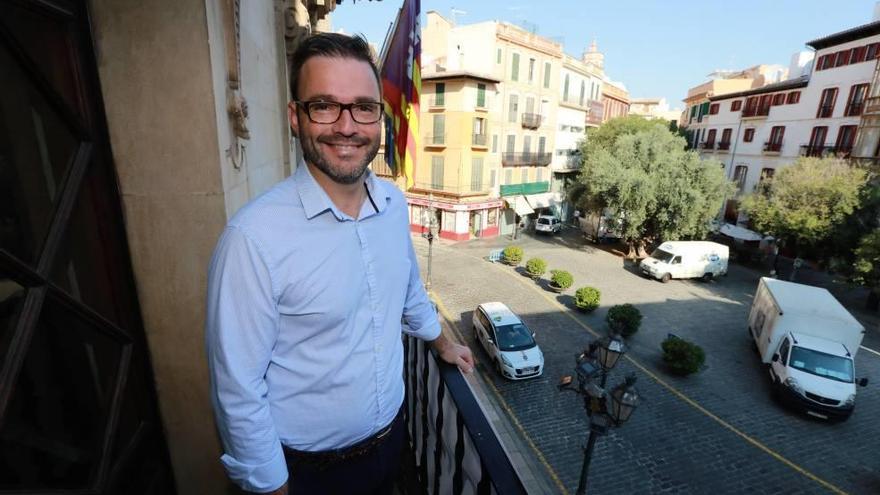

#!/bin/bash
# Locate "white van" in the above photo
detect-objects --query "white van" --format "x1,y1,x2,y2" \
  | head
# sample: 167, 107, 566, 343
749, 277, 868, 420
639, 241, 729, 283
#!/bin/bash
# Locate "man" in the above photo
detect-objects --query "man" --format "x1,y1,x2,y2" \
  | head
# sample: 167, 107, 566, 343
205, 33, 473, 495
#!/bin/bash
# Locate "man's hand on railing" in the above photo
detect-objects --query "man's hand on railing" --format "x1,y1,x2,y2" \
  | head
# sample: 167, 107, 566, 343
432, 333, 475, 374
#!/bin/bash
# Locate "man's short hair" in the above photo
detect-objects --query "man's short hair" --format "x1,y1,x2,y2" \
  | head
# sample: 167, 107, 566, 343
289, 33, 380, 100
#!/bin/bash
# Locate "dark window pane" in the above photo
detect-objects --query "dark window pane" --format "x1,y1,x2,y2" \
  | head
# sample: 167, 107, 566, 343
0, 274, 27, 369
0, 43, 79, 265
0, 291, 124, 490
50, 158, 132, 328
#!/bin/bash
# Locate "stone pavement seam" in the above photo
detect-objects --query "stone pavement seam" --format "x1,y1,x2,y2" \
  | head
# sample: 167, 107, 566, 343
433, 240, 850, 495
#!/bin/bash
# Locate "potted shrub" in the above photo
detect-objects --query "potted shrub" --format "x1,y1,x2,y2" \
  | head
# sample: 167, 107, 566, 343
661, 335, 705, 375
502, 245, 523, 265
606, 303, 642, 338
548, 269, 574, 292
574, 286, 601, 312
525, 257, 547, 279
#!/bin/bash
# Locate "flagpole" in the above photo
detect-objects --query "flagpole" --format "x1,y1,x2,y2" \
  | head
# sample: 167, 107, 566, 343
378, 6, 402, 66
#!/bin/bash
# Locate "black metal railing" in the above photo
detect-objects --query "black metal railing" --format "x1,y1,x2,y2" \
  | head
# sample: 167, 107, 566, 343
800, 144, 836, 157
430, 96, 445, 107
402, 335, 527, 495
699, 142, 714, 150
717, 142, 731, 151
472, 134, 488, 146
502, 152, 553, 166
521, 113, 542, 129
763, 141, 783, 152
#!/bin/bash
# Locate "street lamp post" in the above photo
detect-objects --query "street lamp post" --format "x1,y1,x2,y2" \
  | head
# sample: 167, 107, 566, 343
559, 334, 640, 495
422, 193, 436, 290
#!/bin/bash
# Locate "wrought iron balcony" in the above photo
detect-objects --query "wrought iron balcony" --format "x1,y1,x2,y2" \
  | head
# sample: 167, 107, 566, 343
716, 142, 731, 151
698, 141, 714, 150
816, 104, 834, 118
472, 133, 488, 147
429, 96, 445, 107
400, 334, 527, 494
800, 144, 837, 157
521, 113, 542, 129
763, 141, 783, 153
502, 152, 552, 166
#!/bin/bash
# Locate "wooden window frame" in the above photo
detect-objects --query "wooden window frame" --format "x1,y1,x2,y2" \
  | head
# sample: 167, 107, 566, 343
730, 100, 742, 111
786, 91, 800, 104
743, 128, 755, 142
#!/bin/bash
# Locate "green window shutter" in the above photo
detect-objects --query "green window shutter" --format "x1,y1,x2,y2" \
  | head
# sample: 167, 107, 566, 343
431, 156, 444, 189
432, 115, 445, 144
471, 158, 483, 191
435, 83, 445, 106
511, 53, 520, 81
477, 83, 486, 107
543, 62, 551, 88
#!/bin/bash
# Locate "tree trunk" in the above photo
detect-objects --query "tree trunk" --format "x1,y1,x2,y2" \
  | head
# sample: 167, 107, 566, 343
867, 289, 879, 312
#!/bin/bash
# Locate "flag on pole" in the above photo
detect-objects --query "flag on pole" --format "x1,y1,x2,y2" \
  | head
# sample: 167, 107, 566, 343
380, 0, 420, 190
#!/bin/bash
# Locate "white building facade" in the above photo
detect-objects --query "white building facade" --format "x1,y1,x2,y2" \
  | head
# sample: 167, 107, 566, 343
699, 20, 880, 223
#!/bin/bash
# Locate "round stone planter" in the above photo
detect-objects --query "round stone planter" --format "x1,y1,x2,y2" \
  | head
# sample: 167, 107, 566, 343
548, 283, 567, 293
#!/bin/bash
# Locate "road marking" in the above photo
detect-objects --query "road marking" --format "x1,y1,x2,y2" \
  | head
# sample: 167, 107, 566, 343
428, 243, 849, 495
431, 292, 571, 495
861, 345, 880, 357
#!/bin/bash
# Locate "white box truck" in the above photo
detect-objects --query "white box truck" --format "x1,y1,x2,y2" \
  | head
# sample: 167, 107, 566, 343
748, 277, 869, 421
639, 241, 729, 283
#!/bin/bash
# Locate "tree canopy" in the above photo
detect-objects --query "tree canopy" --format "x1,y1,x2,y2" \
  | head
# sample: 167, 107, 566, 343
573, 118, 733, 254
853, 229, 880, 291
740, 157, 868, 252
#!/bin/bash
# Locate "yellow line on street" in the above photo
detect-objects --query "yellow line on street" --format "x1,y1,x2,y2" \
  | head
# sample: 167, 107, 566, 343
431, 292, 571, 495
488, 258, 849, 495
425, 242, 849, 495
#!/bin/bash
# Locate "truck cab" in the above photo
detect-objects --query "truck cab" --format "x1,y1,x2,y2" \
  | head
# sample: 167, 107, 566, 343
768, 332, 866, 420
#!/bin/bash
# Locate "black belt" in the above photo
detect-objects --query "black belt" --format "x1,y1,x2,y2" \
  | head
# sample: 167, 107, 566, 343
283, 406, 404, 470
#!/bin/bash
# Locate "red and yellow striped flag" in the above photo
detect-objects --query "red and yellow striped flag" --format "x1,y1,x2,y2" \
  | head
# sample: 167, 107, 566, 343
380, 0, 420, 190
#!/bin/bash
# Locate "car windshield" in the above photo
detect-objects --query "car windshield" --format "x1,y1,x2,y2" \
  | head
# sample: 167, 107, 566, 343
789, 346, 854, 383
650, 249, 675, 263
538, 218, 552, 225
495, 323, 535, 351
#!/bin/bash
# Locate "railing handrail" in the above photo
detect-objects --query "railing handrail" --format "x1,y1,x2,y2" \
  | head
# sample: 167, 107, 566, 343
404, 335, 528, 495
502, 151, 552, 166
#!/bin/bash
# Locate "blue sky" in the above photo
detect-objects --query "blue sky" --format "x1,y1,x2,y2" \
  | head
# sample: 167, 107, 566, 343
332, 0, 880, 108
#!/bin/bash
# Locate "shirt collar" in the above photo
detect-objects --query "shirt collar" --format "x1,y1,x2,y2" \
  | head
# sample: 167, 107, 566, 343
294, 160, 391, 220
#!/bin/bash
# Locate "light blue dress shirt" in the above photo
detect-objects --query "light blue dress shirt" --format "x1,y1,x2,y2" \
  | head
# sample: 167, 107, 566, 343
205, 163, 440, 493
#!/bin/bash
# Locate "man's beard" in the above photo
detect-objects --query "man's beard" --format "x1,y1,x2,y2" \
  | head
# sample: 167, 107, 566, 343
301, 133, 380, 185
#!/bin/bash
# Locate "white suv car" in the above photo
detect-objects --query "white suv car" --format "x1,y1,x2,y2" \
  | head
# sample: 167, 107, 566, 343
535, 215, 562, 234
472, 302, 544, 380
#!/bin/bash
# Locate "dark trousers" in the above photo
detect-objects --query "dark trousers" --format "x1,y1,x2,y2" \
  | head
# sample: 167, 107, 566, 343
283, 414, 405, 495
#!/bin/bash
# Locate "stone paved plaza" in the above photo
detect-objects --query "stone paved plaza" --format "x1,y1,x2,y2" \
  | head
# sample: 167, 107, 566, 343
414, 227, 880, 495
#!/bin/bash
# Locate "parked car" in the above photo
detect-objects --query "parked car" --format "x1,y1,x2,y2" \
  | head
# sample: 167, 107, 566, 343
749, 277, 868, 421
639, 241, 729, 283
472, 302, 544, 380
535, 215, 562, 234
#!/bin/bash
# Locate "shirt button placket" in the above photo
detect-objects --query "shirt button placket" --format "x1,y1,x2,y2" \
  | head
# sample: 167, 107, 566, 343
356, 222, 385, 429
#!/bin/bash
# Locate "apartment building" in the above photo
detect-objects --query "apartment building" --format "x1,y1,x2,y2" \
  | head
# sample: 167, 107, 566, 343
698, 18, 880, 223
552, 53, 604, 220
629, 97, 683, 123
420, 11, 562, 239
601, 80, 631, 121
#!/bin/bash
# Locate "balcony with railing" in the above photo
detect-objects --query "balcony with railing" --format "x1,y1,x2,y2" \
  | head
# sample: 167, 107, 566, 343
399, 334, 527, 494
410, 180, 491, 197
472, 133, 488, 148
742, 105, 770, 118
716, 141, 731, 151
816, 104, 834, 118
502, 152, 553, 166
763, 141, 783, 153
698, 142, 715, 151
424, 134, 446, 148
428, 96, 445, 108
521, 113, 542, 129
552, 153, 582, 172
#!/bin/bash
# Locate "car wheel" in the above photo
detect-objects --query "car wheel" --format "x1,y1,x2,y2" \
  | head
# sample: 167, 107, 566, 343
701, 273, 713, 282
660, 273, 671, 283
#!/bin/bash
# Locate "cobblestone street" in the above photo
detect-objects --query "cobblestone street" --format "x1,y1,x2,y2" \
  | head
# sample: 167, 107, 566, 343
415, 228, 880, 495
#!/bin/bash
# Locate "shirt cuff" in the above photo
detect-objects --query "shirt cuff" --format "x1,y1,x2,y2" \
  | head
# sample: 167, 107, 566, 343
220, 444, 287, 493
408, 319, 441, 341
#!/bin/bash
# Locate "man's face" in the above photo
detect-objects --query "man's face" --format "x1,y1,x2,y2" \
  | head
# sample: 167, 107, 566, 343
289, 56, 381, 185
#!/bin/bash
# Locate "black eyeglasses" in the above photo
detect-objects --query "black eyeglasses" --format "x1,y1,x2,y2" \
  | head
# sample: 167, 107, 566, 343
295, 100, 383, 124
